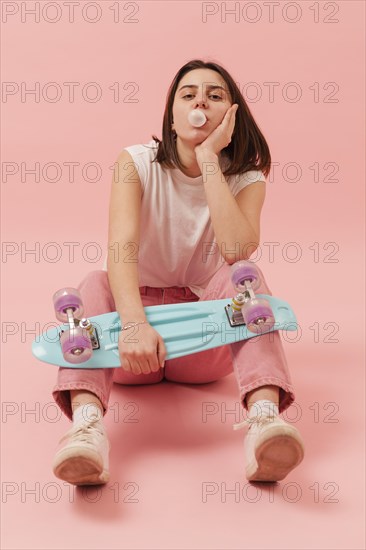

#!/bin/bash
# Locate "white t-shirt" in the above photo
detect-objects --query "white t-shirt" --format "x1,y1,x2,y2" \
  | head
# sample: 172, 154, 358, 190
103, 139, 266, 298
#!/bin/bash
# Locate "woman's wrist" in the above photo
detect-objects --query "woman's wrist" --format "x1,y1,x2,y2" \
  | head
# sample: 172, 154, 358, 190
120, 320, 149, 331
195, 149, 220, 181
195, 147, 218, 163
117, 305, 147, 324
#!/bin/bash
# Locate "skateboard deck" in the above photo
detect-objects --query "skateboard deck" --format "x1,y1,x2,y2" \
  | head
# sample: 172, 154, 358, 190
32, 293, 298, 369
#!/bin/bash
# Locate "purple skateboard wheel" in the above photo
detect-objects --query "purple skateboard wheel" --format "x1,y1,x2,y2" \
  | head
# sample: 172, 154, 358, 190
53, 287, 84, 322
60, 327, 93, 364
231, 261, 261, 292
242, 298, 275, 334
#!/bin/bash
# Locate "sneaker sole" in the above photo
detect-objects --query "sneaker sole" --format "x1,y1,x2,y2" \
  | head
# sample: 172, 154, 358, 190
246, 430, 304, 482
53, 448, 109, 486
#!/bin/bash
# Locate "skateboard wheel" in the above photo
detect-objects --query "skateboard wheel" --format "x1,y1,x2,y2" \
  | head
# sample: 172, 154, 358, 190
242, 298, 275, 334
60, 327, 93, 364
53, 287, 84, 322
231, 261, 261, 292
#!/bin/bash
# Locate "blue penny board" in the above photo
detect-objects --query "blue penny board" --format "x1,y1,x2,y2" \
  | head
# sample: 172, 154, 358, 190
32, 294, 298, 369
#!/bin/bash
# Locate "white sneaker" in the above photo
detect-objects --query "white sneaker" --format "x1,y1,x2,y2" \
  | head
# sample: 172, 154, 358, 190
53, 418, 110, 486
233, 414, 304, 482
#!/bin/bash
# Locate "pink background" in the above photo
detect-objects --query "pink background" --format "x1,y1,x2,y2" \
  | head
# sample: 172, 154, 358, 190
1, 1, 365, 548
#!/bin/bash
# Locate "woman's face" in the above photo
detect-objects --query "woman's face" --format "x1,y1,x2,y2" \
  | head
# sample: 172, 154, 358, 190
171, 68, 233, 146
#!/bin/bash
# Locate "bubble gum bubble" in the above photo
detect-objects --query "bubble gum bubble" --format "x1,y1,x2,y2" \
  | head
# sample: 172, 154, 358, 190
188, 109, 207, 127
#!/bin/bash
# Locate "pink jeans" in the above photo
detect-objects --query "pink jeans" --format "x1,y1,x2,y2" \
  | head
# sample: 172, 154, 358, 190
52, 262, 295, 421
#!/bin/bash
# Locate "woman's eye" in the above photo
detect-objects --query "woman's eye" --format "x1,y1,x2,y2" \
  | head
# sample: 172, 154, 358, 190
182, 94, 223, 100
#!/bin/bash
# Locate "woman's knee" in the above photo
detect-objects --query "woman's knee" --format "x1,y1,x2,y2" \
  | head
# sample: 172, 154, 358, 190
77, 270, 115, 314
78, 270, 109, 292
210, 260, 272, 297
250, 263, 272, 295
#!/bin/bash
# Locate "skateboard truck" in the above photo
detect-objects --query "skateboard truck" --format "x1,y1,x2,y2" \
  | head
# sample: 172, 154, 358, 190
79, 318, 100, 350
225, 293, 246, 327
58, 312, 100, 352
225, 278, 267, 328
52, 287, 102, 363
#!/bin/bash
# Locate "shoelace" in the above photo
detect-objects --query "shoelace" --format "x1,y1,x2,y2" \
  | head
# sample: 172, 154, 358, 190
233, 415, 277, 431
59, 418, 105, 445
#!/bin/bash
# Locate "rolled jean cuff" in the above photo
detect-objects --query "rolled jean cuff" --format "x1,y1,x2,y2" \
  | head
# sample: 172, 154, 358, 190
239, 377, 295, 414
52, 382, 109, 422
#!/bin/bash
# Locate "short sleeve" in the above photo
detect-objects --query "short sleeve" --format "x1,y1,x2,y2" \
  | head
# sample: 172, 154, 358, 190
229, 169, 266, 197
123, 144, 149, 193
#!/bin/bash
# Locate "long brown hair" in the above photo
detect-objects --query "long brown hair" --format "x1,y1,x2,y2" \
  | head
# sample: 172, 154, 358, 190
151, 59, 271, 178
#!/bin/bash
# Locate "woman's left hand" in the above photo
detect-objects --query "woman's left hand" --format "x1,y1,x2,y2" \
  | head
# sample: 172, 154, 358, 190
194, 103, 239, 158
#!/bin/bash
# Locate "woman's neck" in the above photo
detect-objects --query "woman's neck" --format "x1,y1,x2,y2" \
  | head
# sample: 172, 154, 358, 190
175, 137, 202, 177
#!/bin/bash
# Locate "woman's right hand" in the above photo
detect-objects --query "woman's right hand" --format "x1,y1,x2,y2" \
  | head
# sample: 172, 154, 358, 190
118, 323, 166, 375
